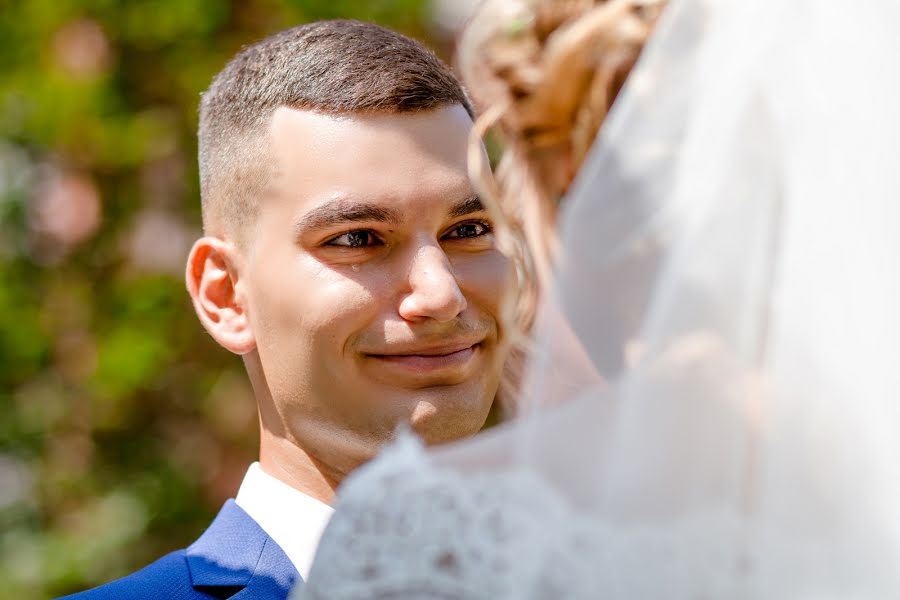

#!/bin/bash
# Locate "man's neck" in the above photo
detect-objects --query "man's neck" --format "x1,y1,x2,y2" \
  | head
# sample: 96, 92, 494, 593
258, 436, 346, 504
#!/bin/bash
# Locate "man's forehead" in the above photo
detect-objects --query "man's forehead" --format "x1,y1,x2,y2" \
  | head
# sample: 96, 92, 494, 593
267, 104, 473, 150
265, 104, 478, 223
269, 105, 471, 182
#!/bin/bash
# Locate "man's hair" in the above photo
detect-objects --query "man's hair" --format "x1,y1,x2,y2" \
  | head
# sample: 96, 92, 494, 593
198, 19, 474, 239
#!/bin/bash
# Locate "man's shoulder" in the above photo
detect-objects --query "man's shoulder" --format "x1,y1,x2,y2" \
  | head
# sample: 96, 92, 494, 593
57, 549, 199, 599
57, 499, 299, 600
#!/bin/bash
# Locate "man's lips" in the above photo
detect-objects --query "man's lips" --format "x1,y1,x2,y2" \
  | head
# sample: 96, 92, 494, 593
364, 341, 482, 373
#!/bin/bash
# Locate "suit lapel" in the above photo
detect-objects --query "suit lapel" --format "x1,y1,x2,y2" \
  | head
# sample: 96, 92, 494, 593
185, 499, 299, 598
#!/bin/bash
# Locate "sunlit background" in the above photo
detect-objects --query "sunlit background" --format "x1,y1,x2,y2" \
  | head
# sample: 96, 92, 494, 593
0, 1, 477, 597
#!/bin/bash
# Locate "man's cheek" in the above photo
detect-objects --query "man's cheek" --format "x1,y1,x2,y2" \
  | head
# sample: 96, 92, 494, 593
316, 272, 381, 309
456, 251, 515, 308
305, 290, 381, 353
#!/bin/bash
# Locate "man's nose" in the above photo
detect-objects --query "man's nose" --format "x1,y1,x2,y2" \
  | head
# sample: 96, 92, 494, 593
397, 244, 467, 323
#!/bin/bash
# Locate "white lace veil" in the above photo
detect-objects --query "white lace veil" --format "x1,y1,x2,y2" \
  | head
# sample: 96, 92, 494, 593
303, 0, 900, 596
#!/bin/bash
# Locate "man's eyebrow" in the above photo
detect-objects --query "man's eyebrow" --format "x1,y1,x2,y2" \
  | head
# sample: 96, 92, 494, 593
448, 195, 485, 218
293, 198, 403, 235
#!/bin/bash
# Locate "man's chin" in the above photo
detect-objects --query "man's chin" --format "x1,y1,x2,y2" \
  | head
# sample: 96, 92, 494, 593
402, 395, 492, 446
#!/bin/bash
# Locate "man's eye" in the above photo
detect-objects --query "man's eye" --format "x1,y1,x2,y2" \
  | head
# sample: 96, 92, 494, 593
326, 230, 382, 248
445, 221, 492, 239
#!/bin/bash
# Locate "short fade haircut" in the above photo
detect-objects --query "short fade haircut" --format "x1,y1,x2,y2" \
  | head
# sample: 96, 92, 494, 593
197, 19, 474, 240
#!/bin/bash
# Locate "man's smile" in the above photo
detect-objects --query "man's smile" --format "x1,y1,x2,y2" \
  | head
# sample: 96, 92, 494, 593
362, 339, 484, 378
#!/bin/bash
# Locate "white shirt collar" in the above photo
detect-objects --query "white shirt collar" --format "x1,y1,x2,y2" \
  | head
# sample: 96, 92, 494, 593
234, 462, 334, 581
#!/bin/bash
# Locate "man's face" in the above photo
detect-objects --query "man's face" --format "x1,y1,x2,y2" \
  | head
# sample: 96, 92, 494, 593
239, 105, 514, 467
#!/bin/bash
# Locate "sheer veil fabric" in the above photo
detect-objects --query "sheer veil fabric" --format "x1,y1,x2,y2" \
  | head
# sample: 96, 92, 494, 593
299, 0, 900, 597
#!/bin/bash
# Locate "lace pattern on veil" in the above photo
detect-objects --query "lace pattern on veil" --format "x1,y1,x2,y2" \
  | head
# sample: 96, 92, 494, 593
299, 0, 900, 596
300, 432, 756, 600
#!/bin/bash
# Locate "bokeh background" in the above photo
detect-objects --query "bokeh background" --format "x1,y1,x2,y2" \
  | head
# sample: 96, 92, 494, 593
0, 1, 475, 597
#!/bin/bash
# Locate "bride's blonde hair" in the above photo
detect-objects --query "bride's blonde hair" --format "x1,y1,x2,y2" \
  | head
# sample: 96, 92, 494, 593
459, 0, 664, 414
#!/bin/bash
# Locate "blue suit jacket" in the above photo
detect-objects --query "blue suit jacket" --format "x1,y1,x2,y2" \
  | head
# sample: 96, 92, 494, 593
59, 500, 300, 599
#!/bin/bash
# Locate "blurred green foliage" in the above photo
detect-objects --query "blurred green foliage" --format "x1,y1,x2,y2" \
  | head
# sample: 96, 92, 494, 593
0, 1, 449, 597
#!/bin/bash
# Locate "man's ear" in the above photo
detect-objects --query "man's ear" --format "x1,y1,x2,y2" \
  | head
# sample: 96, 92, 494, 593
185, 236, 256, 355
